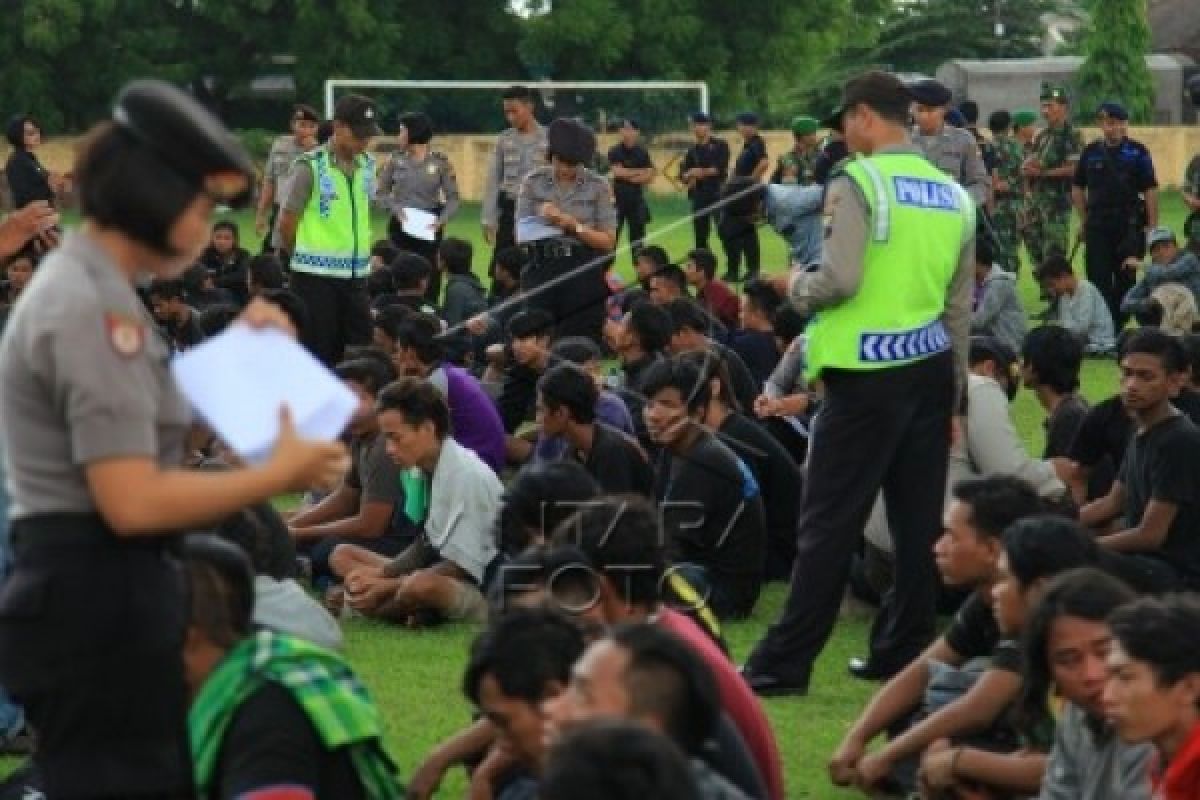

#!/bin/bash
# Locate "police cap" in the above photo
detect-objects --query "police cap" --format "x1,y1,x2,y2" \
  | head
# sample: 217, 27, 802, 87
399, 111, 434, 144
690, 111, 712, 124
908, 79, 952, 107
1040, 84, 1069, 104
735, 111, 760, 126
112, 79, 255, 208
334, 93, 383, 139
1097, 102, 1129, 121
547, 117, 596, 165
791, 115, 818, 136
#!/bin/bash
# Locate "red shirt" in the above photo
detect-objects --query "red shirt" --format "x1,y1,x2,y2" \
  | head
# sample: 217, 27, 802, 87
657, 608, 784, 800
1156, 721, 1200, 800
699, 280, 741, 331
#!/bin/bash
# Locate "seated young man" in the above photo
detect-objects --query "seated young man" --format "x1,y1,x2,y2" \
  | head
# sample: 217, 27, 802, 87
246, 252, 286, 297
971, 236, 1027, 355
540, 722, 698, 800
607, 301, 673, 449
287, 358, 412, 592
665, 298, 759, 415
465, 246, 525, 365
495, 309, 556, 462
642, 357, 767, 619
648, 264, 689, 307
609, 244, 669, 317
1105, 594, 1200, 800
1080, 329, 1200, 593
729, 279, 784, 390
148, 277, 206, 352
1121, 226, 1200, 325
830, 476, 1044, 794
1022, 324, 1090, 460
368, 240, 399, 273
439, 237, 487, 329
336, 378, 502, 625
1035, 255, 1116, 355
683, 248, 739, 331
392, 312, 507, 472
388, 252, 439, 315
535, 363, 653, 496
182, 263, 237, 312
182, 537, 402, 800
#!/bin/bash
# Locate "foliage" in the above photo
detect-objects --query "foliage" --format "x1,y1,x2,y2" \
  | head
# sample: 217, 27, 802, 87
1075, 0, 1155, 123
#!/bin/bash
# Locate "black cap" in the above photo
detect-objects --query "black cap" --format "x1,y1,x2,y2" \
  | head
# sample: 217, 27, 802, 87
112, 79, 255, 208
735, 111, 760, 126
292, 104, 320, 123
333, 93, 382, 139
547, 118, 596, 165
908, 79, 952, 107
822, 105, 846, 132
1097, 101, 1129, 121
399, 111, 433, 144
690, 111, 712, 124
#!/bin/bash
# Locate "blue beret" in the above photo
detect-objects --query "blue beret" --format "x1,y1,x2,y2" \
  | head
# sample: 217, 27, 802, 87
1098, 102, 1129, 121
945, 109, 967, 128
690, 111, 712, 124
909, 79, 952, 107
735, 111, 760, 126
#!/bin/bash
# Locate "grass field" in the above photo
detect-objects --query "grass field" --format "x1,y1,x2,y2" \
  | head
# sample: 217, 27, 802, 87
1, 191, 1192, 797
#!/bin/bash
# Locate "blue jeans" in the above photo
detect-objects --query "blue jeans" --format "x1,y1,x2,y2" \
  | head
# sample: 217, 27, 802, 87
0, 465, 25, 740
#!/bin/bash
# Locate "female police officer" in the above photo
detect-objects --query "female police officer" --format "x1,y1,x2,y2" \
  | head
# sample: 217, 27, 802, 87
0, 80, 349, 798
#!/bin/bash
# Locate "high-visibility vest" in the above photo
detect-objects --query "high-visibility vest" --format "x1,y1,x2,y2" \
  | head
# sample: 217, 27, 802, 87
290, 147, 374, 278
805, 152, 974, 380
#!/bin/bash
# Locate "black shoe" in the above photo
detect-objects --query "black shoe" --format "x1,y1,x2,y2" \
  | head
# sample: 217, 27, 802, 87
847, 656, 902, 682
741, 667, 808, 697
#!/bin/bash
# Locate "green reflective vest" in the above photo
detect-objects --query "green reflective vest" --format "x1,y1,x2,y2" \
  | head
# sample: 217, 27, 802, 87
805, 152, 973, 380
291, 147, 374, 278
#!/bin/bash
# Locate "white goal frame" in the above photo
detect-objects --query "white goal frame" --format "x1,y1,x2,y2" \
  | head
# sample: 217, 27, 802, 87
323, 79, 710, 122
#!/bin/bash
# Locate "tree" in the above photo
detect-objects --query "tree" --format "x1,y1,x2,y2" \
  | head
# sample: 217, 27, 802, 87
1075, 0, 1154, 123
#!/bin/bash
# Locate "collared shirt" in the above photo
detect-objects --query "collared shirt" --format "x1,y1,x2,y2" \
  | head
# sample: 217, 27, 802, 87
1074, 137, 1157, 214
515, 166, 617, 233
606, 142, 655, 208
992, 134, 1025, 199
680, 137, 731, 197
1031, 122, 1084, 194
912, 124, 991, 206
734, 134, 769, 178
374, 149, 460, 222
770, 146, 818, 186
0, 232, 191, 517
426, 437, 503, 583
482, 124, 548, 226
264, 135, 307, 195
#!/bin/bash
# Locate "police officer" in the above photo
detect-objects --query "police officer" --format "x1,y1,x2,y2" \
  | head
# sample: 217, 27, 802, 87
679, 111, 731, 250
606, 117, 656, 264
744, 71, 974, 697
482, 85, 547, 264
989, 109, 1026, 272
516, 118, 617, 344
909, 79, 991, 208
0, 80, 348, 799
1072, 101, 1159, 331
771, 115, 820, 186
375, 111, 460, 302
1024, 84, 1083, 267
813, 107, 851, 186
278, 93, 381, 367
255, 104, 319, 252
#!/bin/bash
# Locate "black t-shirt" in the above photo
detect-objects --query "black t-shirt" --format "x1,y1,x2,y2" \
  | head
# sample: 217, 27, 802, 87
727, 330, 780, 390
656, 431, 766, 617
1119, 413, 1200, 580
582, 422, 655, 497
211, 682, 366, 800
681, 138, 731, 197
607, 143, 654, 208
1044, 393, 1089, 459
497, 362, 541, 434
734, 135, 769, 178
814, 139, 849, 185
1073, 138, 1157, 215
943, 592, 1022, 672
717, 413, 801, 537
166, 310, 206, 352
711, 342, 760, 417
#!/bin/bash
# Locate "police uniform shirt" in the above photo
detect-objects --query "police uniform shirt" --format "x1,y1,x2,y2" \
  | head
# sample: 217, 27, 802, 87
482, 124, 548, 227
0, 232, 191, 518
281, 147, 361, 215
375, 150, 461, 223
1073, 137, 1157, 214
515, 166, 618, 234
734, 134, 769, 178
680, 137, 731, 197
606, 142, 654, 209
912, 125, 990, 207
264, 135, 306, 202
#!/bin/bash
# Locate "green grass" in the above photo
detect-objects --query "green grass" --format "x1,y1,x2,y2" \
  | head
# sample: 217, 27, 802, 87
2, 192, 1192, 797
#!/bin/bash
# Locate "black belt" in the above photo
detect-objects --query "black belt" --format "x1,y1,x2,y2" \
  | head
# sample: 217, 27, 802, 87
524, 237, 587, 260
11, 512, 169, 559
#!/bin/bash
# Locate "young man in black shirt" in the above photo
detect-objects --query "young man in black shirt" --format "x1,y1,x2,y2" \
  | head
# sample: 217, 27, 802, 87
1021, 325, 1089, 459
665, 298, 758, 414
729, 279, 784, 390
496, 309, 556, 462
679, 112, 730, 251
724, 112, 769, 282
642, 357, 766, 619
536, 363, 653, 496
608, 301, 672, 449
148, 277, 206, 352
607, 119, 656, 264
1080, 329, 1200, 592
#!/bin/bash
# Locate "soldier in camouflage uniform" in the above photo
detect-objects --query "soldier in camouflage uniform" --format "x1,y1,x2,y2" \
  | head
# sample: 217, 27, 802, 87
1022, 85, 1082, 268
770, 115, 819, 185
988, 109, 1033, 272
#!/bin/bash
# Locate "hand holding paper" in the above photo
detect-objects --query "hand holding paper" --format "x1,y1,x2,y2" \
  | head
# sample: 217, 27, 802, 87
400, 207, 438, 241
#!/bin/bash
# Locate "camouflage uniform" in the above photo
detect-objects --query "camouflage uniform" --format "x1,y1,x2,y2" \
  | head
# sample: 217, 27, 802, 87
770, 147, 818, 186
1024, 121, 1082, 267
991, 133, 1025, 272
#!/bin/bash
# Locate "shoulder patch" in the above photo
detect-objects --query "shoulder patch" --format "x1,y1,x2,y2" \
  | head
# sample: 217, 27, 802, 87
105, 312, 145, 358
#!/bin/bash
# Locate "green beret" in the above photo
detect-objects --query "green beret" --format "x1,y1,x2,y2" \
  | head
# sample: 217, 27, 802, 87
1040, 84, 1069, 103
1012, 109, 1038, 128
791, 115, 818, 136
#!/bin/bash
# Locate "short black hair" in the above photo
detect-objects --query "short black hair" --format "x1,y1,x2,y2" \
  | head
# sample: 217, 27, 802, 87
551, 336, 602, 366
539, 363, 598, 424
950, 476, 1044, 540
679, 348, 740, 412
685, 249, 718, 281
392, 252, 433, 290
975, 235, 994, 267
497, 462, 601, 556
182, 534, 256, 650
398, 111, 433, 145
394, 312, 444, 365
5, 114, 35, 149
503, 85, 535, 103
772, 306, 808, 344
335, 357, 396, 395
959, 100, 980, 124
640, 356, 709, 416
665, 298, 715, 335
1022, 325, 1083, 394
651, 265, 688, 296
463, 607, 585, 706
540, 721, 698, 800
366, 265, 397, 298
211, 219, 239, 240
371, 240, 399, 263
1034, 253, 1074, 282
259, 289, 310, 344
626, 302, 673, 353
198, 304, 240, 337
373, 305, 412, 344
551, 495, 666, 610
377, 376, 450, 438
988, 110, 1012, 134
1121, 327, 1188, 374
508, 308, 555, 340
637, 245, 670, 271
207, 492, 298, 581
493, 246, 527, 278
1109, 594, 1200, 688
248, 253, 286, 291
439, 237, 473, 275
149, 278, 186, 301
610, 624, 720, 753
1002, 515, 1099, 588
743, 279, 783, 320
343, 345, 396, 377
843, 70, 912, 126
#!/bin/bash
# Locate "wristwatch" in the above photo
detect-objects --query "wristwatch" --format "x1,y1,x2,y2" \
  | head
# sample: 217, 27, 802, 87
571, 220, 586, 236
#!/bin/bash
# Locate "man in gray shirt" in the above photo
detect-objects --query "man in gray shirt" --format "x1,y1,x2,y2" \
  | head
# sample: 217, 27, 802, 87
910, 80, 991, 208
482, 86, 547, 263
255, 104, 319, 251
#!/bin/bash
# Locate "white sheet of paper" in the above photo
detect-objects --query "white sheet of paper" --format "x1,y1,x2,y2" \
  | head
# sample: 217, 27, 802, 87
401, 207, 438, 241
516, 216, 563, 244
170, 326, 358, 464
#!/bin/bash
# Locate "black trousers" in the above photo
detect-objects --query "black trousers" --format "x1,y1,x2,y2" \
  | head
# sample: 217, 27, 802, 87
489, 193, 518, 272
289, 271, 371, 367
1085, 214, 1139, 332
721, 224, 761, 279
521, 243, 608, 345
690, 191, 719, 250
745, 352, 954, 685
615, 202, 647, 265
388, 217, 444, 304
260, 204, 279, 254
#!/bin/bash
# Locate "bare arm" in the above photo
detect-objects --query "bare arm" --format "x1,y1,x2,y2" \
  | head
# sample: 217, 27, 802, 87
290, 484, 358, 528
1079, 480, 1125, 528
408, 718, 497, 800
1099, 498, 1176, 553
291, 498, 395, 541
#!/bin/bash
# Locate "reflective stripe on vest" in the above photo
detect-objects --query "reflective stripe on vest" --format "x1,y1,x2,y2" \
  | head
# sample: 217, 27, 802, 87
291, 148, 374, 278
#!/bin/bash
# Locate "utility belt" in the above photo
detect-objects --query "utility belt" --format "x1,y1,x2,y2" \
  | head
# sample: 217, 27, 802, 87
523, 236, 589, 263
10, 512, 173, 563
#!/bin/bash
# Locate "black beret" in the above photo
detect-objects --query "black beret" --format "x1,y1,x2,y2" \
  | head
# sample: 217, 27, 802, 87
112, 79, 255, 207
399, 111, 434, 144
547, 118, 596, 165
735, 111, 760, 126
1097, 102, 1129, 121
908, 79, 952, 107
690, 111, 712, 124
